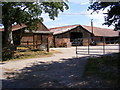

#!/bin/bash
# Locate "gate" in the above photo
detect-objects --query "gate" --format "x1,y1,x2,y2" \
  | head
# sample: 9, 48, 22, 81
74, 37, 119, 56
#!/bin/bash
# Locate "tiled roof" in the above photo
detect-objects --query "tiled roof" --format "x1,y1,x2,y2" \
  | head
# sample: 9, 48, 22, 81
82, 25, 119, 37
49, 24, 80, 35
49, 24, 119, 37
0, 23, 52, 34
0, 24, 26, 31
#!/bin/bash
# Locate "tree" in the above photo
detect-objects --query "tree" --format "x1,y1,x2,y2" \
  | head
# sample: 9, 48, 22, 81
88, 1, 120, 30
2, 1, 69, 46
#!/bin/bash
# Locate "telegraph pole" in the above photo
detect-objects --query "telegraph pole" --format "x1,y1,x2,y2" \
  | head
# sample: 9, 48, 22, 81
91, 19, 94, 43
91, 19, 94, 35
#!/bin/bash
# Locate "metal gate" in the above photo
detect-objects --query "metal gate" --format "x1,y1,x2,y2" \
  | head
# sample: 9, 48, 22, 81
74, 37, 119, 56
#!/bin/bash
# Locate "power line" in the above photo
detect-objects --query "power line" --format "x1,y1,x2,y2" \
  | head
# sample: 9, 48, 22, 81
59, 12, 105, 15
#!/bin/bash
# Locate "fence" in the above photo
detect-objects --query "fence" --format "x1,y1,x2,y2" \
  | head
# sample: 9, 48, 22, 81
74, 37, 119, 56
20, 40, 41, 48
13, 40, 47, 50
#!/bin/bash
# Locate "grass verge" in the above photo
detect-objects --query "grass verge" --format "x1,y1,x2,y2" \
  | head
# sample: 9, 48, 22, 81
2, 49, 60, 62
83, 53, 119, 87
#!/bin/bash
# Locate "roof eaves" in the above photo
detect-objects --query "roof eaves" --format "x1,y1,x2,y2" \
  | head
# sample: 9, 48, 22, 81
25, 30, 53, 34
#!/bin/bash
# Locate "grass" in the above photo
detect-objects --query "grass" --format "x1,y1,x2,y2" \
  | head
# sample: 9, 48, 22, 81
2, 50, 51, 62
17, 46, 30, 50
2, 47, 61, 62
83, 53, 119, 87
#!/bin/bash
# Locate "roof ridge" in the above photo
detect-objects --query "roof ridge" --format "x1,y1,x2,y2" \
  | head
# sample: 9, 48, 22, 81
49, 24, 80, 29
49, 24, 114, 30
81, 25, 113, 30
49, 24, 118, 36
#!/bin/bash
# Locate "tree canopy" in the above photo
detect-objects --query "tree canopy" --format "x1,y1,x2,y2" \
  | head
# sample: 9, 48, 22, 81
2, 1, 69, 29
2, 1, 69, 45
88, 1, 120, 30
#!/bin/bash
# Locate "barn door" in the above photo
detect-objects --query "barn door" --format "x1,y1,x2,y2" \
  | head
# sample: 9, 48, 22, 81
33, 34, 41, 49
70, 32, 83, 46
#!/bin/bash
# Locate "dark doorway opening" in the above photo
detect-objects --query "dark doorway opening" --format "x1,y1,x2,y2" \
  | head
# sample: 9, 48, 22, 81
105, 37, 119, 44
70, 32, 83, 46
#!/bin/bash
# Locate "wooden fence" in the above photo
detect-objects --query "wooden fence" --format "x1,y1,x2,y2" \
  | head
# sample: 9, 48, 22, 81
13, 40, 48, 51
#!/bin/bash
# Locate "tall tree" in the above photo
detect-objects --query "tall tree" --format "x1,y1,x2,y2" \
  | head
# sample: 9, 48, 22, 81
88, 1, 120, 30
2, 1, 69, 46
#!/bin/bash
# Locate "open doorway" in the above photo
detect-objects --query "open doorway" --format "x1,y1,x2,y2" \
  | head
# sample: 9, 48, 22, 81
70, 32, 83, 46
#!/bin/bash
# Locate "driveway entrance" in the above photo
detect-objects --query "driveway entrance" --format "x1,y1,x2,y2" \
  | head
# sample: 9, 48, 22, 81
75, 37, 119, 56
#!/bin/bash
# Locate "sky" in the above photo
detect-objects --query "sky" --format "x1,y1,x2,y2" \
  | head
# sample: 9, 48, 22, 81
42, 0, 114, 29
0, 0, 114, 29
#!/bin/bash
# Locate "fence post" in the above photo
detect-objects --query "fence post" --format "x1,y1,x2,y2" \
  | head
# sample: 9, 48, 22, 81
36, 40, 38, 49
46, 35, 49, 52
88, 38, 90, 55
27, 41, 29, 47
76, 45, 77, 57
103, 37, 105, 54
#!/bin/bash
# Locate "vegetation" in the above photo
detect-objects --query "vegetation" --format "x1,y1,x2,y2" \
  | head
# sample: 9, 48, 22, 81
2, 1, 69, 60
89, 1, 120, 30
88, 3, 119, 87
2, 46, 14, 61
2, 47, 57, 61
2, 1, 69, 46
84, 54, 119, 87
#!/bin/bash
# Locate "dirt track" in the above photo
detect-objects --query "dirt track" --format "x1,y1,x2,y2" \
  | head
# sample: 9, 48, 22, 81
1, 46, 119, 88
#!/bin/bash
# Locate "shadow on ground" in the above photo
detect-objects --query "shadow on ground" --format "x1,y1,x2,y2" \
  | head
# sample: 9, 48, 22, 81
2, 56, 112, 88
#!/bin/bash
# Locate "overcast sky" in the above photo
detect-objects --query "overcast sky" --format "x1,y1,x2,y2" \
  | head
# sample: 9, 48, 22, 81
42, 0, 114, 29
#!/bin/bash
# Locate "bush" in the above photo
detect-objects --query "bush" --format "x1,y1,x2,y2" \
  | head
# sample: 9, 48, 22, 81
2, 47, 14, 61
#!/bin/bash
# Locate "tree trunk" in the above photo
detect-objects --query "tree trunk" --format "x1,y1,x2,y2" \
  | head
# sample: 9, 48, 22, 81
4, 24, 14, 47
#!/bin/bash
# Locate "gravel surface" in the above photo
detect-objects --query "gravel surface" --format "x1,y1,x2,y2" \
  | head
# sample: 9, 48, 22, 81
1, 46, 119, 88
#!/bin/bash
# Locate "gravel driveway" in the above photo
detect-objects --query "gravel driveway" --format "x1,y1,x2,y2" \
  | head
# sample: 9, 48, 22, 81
1, 45, 119, 88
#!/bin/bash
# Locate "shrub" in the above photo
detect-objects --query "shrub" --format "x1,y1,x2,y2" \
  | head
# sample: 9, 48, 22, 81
2, 47, 14, 61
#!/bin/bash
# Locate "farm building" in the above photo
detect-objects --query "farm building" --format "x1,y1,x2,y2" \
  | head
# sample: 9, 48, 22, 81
49, 24, 119, 47
0, 22, 52, 51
